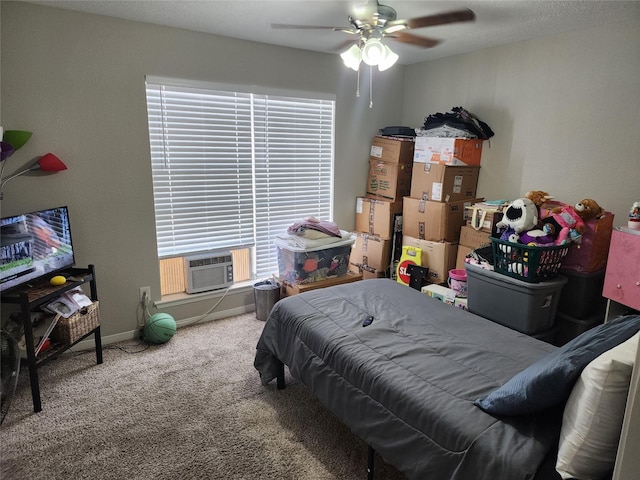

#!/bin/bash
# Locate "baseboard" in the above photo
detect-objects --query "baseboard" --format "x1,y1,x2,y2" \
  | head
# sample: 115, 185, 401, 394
70, 305, 255, 351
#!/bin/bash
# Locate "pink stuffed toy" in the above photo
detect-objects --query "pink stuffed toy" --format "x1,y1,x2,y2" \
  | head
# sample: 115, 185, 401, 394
545, 204, 586, 245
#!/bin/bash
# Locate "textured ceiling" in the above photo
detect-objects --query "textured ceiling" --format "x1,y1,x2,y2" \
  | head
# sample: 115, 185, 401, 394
26, 0, 640, 65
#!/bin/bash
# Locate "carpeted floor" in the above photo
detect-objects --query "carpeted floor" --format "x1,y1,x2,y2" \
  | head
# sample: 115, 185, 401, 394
0, 313, 405, 480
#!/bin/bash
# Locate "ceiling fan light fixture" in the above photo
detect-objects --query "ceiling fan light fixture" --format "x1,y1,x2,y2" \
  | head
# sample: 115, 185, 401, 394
378, 45, 399, 71
361, 38, 387, 66
340, 44, 362, 71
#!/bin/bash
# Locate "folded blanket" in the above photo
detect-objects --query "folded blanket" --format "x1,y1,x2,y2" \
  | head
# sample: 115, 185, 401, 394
277, 230, 351, 250
287, 217, 342, 238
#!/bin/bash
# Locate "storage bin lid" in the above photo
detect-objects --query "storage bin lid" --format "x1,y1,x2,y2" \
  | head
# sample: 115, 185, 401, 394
274, 233, 355, 253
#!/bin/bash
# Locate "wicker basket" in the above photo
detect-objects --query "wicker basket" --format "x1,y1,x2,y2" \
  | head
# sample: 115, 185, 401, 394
490, 237, 570, 283
51, 301, 100, 344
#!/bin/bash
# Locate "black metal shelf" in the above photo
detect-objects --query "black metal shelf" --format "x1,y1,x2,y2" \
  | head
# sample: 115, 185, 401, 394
1, 265, 103, 412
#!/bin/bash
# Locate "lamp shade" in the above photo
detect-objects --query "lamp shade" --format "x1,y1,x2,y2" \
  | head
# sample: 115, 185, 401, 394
1, 142, 14, 161
361, 38, 386, 66
2, 130, 32, 151
378, 45, 399, 71
340, 44, 362, 71
36, 153, 67, 172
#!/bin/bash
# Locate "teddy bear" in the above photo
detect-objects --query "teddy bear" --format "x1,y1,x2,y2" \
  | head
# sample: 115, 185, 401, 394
541, 198, 603, 246
574, 198, 605, 221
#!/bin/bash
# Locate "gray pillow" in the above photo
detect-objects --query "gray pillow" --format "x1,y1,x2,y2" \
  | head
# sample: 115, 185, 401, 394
474, 315, 640, 416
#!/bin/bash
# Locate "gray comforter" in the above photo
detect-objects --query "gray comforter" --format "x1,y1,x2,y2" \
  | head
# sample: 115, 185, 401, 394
255, 278, 562, 480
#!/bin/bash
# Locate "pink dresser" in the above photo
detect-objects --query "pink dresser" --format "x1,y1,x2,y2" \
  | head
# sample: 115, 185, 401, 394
602, 228, 640, 318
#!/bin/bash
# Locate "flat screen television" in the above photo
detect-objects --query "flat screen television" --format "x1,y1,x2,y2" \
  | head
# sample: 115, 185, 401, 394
1, 206, 75, 293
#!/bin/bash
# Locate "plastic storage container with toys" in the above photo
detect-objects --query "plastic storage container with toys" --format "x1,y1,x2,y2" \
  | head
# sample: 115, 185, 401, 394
275, 237, 355, 285
466, 262, 567, 335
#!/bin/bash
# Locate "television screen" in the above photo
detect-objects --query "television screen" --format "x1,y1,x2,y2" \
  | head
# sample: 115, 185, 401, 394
1, 206, 75, 293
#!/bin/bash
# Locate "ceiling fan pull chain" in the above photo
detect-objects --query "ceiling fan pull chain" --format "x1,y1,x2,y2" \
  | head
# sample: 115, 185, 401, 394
356, 67, 361, 98
369, 65, 373, 108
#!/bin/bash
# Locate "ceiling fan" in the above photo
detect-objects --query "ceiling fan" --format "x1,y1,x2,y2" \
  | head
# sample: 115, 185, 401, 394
272, 1, 475, 70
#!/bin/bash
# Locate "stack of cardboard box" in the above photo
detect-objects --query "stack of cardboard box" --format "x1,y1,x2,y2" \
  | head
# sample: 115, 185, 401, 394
351, 136, 414, 279
401, 137, 484, 284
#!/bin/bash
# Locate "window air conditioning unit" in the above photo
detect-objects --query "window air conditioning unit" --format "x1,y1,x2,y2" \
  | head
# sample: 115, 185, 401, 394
184, 250, 234, 294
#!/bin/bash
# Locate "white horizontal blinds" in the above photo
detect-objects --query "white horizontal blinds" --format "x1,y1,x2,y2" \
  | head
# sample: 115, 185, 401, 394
253, 95, 334, 278
146, 83, 256, 258
146, 79, 335, 280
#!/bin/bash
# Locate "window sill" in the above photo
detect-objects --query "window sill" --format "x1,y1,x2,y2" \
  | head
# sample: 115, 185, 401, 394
154, 280, 256, 309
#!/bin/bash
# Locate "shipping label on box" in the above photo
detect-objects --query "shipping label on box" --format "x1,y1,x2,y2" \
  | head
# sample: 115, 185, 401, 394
410, 163, 480, 202
350, 232, 392, 272
414, 137, 483, 166
401, 235, 457, 283
355, 197, 403, 238
369, 136, 415, 164
403, 197, 482, 243
366, 160, 412, 201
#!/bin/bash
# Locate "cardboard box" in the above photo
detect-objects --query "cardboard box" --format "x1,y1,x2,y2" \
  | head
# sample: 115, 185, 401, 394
348, 263, 387, 280
401, 235, 458, 284
355, 197, 403, 238
365, 159, 412, 201
421, 284, 456, 304
410, 163, 480, 203
403, 197, 481, 242
456, 245, 473, 270
350, 232, 392, 272
281, 272, 362, 297
459, 225, 491, 248
414, 137, 483, 166
369, 136, 415, 164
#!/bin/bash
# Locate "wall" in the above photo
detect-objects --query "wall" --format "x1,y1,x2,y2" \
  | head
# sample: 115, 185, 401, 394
0, 2, 405, 340
403, 19, 640, 225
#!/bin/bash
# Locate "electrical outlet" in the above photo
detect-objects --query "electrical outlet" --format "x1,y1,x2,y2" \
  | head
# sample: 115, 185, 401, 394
139, 286, 151, 306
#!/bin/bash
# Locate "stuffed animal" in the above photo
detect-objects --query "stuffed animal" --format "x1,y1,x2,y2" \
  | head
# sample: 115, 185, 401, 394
543, 204, 586, 245
574, 198, 605, 221
520, 228, 556, 246
525, 190, 553, 208
496, 197, 539, 242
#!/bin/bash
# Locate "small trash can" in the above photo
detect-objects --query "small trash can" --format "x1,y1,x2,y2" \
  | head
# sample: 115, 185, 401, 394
253, 279, 281, 321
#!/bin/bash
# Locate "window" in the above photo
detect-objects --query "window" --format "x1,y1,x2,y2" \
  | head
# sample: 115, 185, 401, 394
145, 77, 335, 294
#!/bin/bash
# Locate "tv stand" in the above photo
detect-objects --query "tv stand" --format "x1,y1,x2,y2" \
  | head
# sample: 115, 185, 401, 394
1, 265, 103, 412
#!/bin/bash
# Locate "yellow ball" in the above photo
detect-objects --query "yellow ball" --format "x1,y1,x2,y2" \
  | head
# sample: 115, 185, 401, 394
50, 275, 67, 286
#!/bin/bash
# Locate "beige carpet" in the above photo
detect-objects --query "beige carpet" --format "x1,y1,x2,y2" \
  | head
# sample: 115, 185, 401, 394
0, 313, 405, 480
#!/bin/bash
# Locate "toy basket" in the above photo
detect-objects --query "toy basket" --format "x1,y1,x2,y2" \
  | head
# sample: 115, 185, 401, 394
51, 302, 100, 344
490, 237, 570, 283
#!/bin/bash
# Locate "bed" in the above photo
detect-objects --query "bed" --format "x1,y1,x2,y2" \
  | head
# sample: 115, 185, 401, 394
254, 278, 639, 480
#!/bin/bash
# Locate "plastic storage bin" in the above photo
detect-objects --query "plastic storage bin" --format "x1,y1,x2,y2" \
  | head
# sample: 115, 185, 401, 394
556, 268, 606, 319
466, 262, 568, 334
275, 236, 355, 285
490, 237, 570, 283
555, 310, 604, 346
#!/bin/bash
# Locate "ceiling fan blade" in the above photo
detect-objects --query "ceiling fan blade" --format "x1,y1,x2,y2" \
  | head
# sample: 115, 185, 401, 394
392, 8, 475, 30
388, 32, 441, 49
271, 23, 356, 34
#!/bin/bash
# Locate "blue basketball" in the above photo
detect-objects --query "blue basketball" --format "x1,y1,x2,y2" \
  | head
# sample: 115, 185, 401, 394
144, 313, 176, 344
